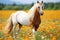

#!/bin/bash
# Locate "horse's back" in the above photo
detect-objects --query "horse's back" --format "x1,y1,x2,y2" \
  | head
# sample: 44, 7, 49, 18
11, 11, 26, 24
11, 11, 30, 25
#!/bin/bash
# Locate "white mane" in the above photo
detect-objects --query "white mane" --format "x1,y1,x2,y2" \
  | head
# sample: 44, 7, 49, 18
28, 3, 39, 13
28, 3, 39, 18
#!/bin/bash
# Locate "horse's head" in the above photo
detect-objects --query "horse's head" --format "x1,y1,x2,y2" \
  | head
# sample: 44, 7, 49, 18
36, 1, 44, 15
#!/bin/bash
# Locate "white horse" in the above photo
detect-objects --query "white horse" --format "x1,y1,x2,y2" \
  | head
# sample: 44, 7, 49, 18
4, 1, 44, 39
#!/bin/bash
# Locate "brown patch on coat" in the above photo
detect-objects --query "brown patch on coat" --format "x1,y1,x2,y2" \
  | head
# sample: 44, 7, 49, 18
32, 8, 41, 31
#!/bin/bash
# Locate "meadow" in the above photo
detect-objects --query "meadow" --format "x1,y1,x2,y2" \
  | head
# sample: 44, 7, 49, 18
0, 10, 60, 40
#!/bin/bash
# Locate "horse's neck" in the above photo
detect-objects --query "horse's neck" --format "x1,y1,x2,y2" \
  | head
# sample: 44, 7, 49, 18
28, 4, 37, 18
28, 5, 36, 14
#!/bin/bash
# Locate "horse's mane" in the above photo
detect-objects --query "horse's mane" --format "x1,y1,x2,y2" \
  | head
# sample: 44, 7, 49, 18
28, 3, 41, 25
28, 3, 39, 14
32, 8, 41, 26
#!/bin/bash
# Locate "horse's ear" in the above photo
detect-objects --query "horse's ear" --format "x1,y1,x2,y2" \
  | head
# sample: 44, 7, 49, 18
37, 1, 39, 3
41, 1, 43, 3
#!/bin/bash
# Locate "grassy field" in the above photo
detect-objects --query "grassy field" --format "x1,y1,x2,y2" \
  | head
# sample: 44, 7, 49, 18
0, 10, 60, 40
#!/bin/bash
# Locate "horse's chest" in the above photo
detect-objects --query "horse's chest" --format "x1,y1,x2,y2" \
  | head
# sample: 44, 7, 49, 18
32, 13, 41, 25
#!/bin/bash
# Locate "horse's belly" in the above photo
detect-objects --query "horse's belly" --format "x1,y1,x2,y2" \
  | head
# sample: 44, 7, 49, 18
17, 12, 30, 26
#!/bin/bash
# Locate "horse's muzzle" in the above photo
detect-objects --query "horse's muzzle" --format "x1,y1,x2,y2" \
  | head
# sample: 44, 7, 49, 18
40, 12, 44, 15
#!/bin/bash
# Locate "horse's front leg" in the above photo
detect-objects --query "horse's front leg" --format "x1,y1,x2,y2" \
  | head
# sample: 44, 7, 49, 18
32, 25, 39, 40
32, 25, 39, 35
32, 27, 36, 35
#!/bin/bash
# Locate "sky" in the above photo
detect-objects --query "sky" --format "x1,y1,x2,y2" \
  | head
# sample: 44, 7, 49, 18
0, 0, 60, 4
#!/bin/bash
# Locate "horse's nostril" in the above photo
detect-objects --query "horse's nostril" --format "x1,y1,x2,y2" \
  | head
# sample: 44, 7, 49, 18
40, 13, 43, 15
41, 13, 43, 15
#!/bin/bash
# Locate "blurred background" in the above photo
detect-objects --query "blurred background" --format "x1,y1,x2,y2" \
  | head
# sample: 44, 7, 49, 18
0, 0, 60, 10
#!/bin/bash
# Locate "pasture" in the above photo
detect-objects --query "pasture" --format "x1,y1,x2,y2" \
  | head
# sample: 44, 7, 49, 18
0, 10, 60, 40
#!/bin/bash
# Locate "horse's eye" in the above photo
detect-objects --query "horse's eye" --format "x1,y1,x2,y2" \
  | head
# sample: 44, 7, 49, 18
38, 6, 40, 9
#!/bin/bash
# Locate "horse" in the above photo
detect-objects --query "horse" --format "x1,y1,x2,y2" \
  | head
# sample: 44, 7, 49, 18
4, 1, 44, 39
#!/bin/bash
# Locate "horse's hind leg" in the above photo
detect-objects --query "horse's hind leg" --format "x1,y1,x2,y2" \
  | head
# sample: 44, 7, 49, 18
12, 24, 17, 40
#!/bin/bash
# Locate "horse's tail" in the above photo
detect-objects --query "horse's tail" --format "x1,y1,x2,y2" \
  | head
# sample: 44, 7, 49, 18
4, 15, 13, 34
